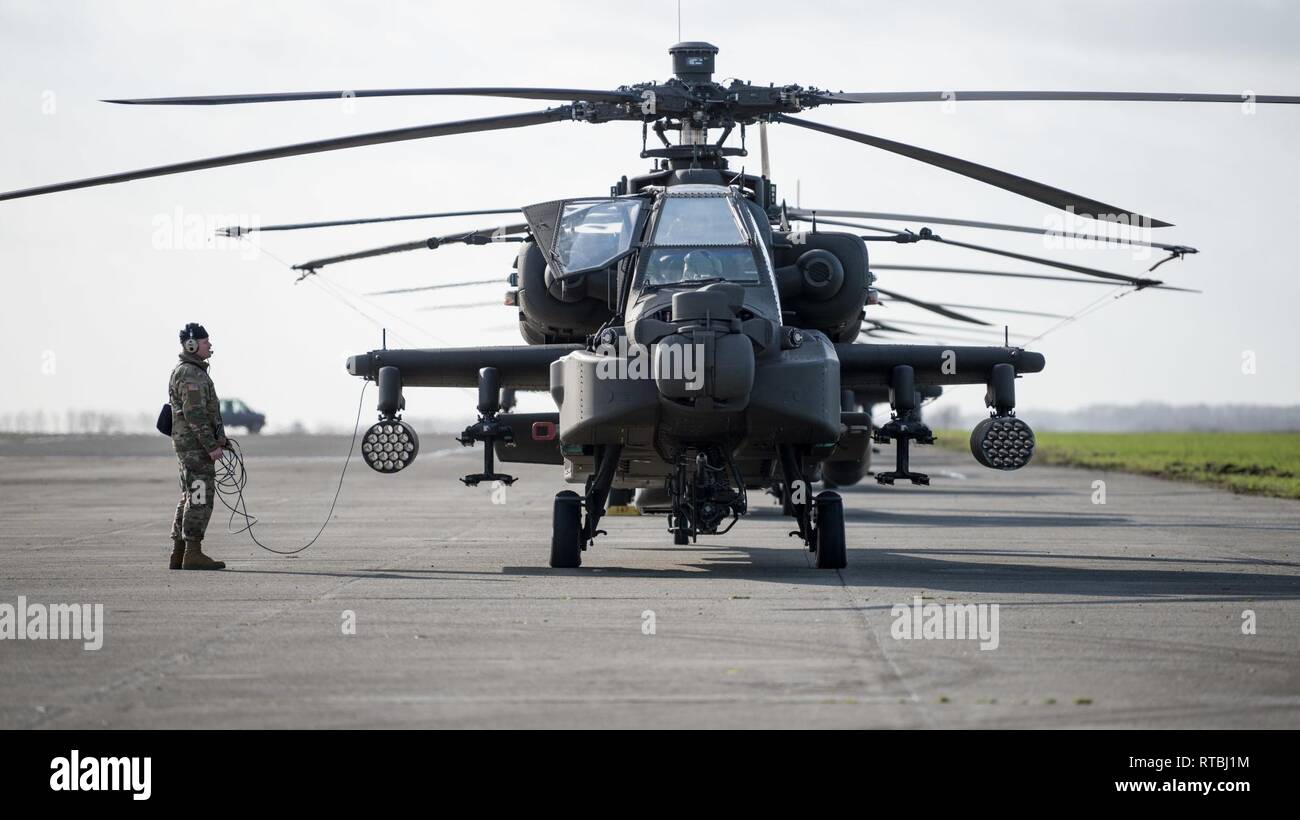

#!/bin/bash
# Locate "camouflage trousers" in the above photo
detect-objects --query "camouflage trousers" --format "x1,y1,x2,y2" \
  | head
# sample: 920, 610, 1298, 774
171, 450, 216, 541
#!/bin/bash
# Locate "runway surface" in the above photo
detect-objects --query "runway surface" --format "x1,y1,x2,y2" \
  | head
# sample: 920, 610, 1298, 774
1, 433, 1297, 728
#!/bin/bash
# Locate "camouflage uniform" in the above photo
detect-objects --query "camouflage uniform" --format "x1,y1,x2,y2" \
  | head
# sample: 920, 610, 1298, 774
169, 352, 225, 545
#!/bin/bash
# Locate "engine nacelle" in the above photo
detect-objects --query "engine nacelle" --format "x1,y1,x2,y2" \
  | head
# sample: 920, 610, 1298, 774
772, 231, 869, 343
515, 241, 616, 344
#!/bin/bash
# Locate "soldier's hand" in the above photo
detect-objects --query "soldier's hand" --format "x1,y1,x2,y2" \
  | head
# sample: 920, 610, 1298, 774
208, 447, 225, 462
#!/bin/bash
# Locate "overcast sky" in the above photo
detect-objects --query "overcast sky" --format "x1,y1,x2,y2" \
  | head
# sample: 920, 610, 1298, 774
1, 0, 1297, 431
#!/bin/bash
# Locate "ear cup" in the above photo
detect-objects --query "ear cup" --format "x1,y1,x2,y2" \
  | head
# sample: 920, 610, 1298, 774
182, 322, 202, 353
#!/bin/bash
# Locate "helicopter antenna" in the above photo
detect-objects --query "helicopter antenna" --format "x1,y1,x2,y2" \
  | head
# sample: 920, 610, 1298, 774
677, 0, 682, 41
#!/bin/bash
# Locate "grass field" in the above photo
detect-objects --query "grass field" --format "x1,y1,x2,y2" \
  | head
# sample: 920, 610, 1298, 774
934, 430, 1300, 500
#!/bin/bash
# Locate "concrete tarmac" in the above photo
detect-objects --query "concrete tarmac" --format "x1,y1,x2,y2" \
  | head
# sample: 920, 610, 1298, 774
1, 433, 1297, 728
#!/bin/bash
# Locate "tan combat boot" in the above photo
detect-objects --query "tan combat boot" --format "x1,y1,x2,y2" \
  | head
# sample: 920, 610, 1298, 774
182, 539, 226, 570
169, 537, 186, 570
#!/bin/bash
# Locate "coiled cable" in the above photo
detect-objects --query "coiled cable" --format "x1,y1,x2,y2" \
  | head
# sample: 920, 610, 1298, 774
213, 381, 368, 555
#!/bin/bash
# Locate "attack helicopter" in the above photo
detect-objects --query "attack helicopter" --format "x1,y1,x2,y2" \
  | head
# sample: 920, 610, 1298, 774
3, 41, 1296, 569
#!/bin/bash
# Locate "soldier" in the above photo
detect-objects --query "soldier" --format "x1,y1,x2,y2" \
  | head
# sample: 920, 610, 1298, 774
168, 323, 228, 570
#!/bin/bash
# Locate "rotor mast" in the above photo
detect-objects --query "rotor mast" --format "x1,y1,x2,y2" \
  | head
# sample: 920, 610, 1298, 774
669, 42, 719, 148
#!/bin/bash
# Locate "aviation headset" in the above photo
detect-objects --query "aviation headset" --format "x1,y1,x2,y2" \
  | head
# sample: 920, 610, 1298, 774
180, 322, 208, 354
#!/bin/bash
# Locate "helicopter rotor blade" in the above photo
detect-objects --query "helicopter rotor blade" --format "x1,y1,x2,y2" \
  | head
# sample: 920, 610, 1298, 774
859, 322, 1020, 346
870, 264, 1201, 293
861, 329, 920, 340
860, 320, 919, 336
818, 90, 1300, 105
930, 234, 1167, 287
919, 301, 1068, 320
773, 113, 1171, 227
105, 87, 639, 106
0, 107, 574, 202
416, 300, 503, 312
862, 330, 1002, 346
872, 287, 991, 326
219, 208, 522, 236
867, 318, 1034, 340
797, 213, 1170, 288
786, 208, 1197, 254
366, 278, 503, 297
294, 223, 530, 273
873, 288, 1069, 319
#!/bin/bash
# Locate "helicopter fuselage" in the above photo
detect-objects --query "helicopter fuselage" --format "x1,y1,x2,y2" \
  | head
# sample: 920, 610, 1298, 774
551, 183, 843, 498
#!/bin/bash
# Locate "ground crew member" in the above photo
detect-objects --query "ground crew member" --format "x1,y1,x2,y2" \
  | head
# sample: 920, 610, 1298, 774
168, 323, 228, 570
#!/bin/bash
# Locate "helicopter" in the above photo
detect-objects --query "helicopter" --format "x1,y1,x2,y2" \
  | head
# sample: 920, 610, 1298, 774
3, 41, 1296, 569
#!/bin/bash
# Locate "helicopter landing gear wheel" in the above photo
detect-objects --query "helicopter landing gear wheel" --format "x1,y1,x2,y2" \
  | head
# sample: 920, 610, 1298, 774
550, 490, 583, 568
812, 491, 846, 569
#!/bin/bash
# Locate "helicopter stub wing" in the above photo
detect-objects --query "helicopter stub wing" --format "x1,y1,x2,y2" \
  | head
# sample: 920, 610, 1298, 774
836, 343, 1044, 388
346, 345, 581, 390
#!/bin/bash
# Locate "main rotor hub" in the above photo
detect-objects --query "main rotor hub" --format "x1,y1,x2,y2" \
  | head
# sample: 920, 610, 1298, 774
669, 41, 719, 84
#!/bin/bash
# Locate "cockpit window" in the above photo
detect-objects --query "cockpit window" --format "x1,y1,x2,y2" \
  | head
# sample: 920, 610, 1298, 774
651, 195, 748, 245
551, 198, 643, 274
637, 194, 761, 288
640, 248, 760, 287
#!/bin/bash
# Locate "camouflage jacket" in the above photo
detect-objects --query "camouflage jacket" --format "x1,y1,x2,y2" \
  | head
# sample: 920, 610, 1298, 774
169, 352, 224, 455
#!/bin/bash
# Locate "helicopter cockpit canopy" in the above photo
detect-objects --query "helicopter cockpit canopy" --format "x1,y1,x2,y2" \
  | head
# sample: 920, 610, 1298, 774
636, 187, 764, 289
523, 196, 646, 277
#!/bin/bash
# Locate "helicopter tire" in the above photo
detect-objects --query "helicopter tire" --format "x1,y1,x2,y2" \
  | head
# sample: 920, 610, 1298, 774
550, 490, 583, 568
812, 491, 847, 569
